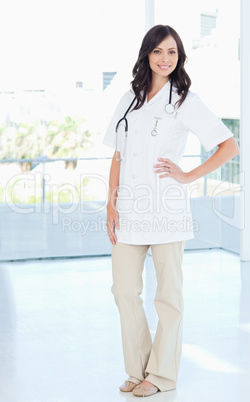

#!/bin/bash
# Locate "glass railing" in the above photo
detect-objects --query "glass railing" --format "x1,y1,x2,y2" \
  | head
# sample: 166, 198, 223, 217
0, 153, 240, 208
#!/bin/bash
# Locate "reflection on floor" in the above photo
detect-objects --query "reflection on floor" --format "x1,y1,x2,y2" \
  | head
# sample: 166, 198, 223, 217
0, 249, 249, 402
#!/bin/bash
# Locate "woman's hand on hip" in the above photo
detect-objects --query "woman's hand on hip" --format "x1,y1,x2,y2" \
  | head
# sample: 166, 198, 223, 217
154, 158, 189, 183
106, 203, 120, 245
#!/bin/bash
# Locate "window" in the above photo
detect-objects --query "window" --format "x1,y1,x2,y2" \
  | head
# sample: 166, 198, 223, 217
103, 72, 117, 90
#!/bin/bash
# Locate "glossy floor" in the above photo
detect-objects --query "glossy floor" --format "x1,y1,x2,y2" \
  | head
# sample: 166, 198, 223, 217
0, 249, 249, 402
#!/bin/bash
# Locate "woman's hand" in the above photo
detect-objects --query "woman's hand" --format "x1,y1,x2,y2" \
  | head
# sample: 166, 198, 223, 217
106, 203, 120, 245
154, 158, 190, 183
154, 139, 239, 184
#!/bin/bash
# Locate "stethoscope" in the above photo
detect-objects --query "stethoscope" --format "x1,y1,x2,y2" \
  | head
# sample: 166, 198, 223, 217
115, 80, 175, 161
115, 96, 137, 162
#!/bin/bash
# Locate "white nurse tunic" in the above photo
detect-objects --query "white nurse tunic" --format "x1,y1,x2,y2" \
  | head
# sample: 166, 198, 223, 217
103, 81, 234, 245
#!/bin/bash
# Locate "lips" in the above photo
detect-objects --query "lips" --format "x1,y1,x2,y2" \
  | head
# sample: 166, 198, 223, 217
158, 65, 171, 70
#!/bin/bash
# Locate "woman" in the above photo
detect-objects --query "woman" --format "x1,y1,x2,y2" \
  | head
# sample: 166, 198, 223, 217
103, 25, 239, 397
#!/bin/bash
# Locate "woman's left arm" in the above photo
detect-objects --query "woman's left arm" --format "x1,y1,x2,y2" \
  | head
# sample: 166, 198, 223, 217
154, 137, 240, 184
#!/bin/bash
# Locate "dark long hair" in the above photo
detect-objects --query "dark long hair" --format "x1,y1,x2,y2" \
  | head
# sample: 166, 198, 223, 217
131, 25, 191, 109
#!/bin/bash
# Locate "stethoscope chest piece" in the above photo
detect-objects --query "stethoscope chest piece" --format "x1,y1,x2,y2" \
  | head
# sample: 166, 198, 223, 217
165, 103, 175, 114
151, 129, 157, 136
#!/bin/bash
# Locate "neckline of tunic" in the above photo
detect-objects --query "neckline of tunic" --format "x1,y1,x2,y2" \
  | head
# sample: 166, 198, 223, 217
145, 80, 170, 106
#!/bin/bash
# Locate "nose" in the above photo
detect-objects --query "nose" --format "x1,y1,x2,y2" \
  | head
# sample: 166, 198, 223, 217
162, 52, 169, 62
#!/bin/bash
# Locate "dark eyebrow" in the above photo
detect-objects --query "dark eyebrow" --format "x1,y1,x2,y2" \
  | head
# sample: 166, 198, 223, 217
155, 46, 177, 50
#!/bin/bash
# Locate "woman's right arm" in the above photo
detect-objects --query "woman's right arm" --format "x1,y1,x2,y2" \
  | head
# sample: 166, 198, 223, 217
106, 151, 120, 245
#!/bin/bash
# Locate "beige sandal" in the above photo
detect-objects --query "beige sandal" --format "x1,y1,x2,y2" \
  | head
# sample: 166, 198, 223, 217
132, 382, 159, 397
119, 380, 138, 392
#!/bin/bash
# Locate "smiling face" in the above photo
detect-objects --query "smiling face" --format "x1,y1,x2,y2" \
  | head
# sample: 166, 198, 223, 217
148, 35, 178, 83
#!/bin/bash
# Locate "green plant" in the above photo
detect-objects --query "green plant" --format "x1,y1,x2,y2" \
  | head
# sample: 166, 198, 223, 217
0, 116, 96, 172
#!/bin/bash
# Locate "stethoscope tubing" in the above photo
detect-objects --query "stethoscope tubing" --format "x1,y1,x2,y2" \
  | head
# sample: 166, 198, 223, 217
115, 97, 137, 133
115, 97, 137, 161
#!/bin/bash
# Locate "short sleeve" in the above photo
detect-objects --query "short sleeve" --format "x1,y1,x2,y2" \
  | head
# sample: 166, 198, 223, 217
102, 91, 134, 151
182, 94, 234, 152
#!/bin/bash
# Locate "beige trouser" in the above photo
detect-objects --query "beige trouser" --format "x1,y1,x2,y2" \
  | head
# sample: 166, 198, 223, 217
111, 241, 185, 392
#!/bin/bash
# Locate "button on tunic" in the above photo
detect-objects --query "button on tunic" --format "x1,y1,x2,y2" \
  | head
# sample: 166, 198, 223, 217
103, 81, 234, 245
